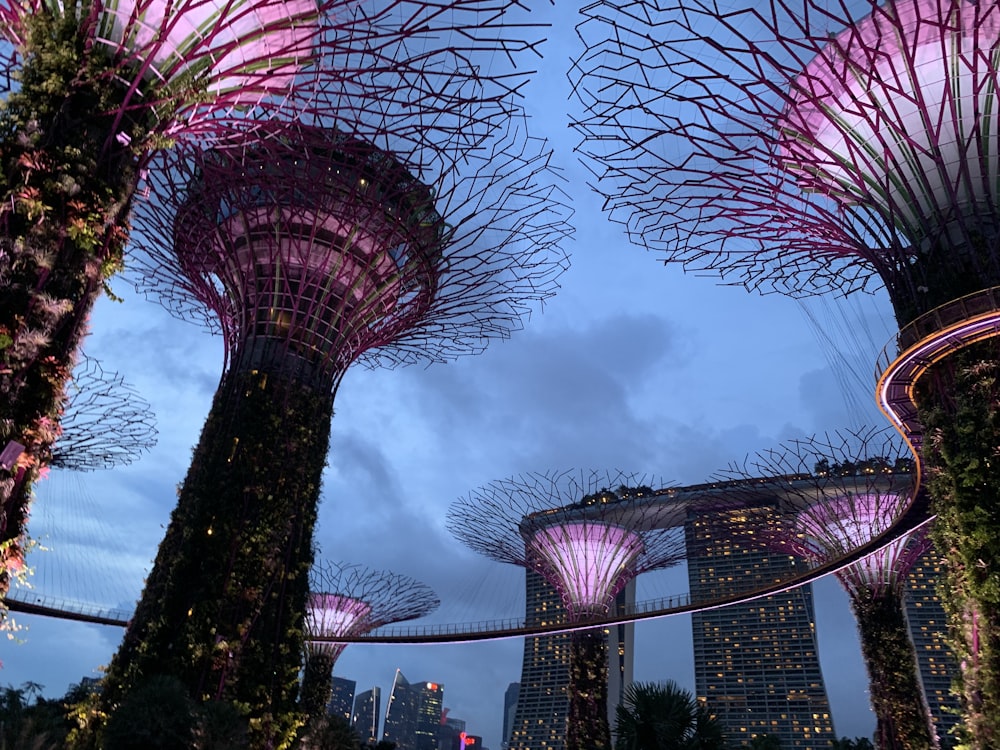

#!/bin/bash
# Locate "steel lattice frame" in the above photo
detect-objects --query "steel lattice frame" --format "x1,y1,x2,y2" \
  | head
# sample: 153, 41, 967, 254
299, 560, 438, 722
304, 560, 439, 659
571, 0, 1000, 325
103, 76, 568, 743
717, 426, 925, 598
716, 426, 937, 750
448, 470, 685, 620
448, 469, 684, 750
129, 115, 571, 389
53, 354, 157, 471
571, 4, 1000, 742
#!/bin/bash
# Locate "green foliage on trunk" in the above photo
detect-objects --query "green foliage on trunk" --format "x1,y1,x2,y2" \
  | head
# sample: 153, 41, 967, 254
101, 369, 334, 749
918, 343, 1000, 750
299, 652, 336, 721
851, 591, 935, 750
0, 6, 155, 604
568, 627, 612, 750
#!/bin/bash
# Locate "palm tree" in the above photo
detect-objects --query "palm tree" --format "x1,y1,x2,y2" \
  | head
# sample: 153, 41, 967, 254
614, 681, 727, 750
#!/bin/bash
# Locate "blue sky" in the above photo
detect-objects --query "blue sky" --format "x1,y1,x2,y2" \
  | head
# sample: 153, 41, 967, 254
0, 2, 905, 746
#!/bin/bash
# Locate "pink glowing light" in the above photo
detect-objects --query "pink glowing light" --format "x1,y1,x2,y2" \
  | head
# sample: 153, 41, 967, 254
171, 127, 446, 382
0, 0, 321, 130
306, 593, 372, 638
787, 493, 930, 595
778, 0, 1000, 237
526, 521, 644, 618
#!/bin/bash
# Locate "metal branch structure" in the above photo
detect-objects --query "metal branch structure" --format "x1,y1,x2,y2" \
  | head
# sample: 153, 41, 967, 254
572, 0, 1000, 318
0, 0, 549, 620
719, 427, 936, 750
448, 470, 686, 750
102, 109, 569, 743
300, 561, 438, 722
571, 1, 1000, 742
53, 354, 157, 471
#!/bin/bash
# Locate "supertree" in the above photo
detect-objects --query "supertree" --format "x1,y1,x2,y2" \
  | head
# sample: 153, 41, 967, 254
718, 427, 935, 750
98, 112, 569, 746
447, 470, 686, 750
51, 354, 157, 472
570, 0, 1000, 740
300, 561, 439, 725
0, 0, 546, 614
0, 353, 156, 632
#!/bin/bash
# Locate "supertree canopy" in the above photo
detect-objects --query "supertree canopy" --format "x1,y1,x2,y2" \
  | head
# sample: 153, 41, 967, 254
52, 354, 157, 472
720, 426, 935, 750
571, 0, 1000, 742
100, 112, 568, 746
448, 470, 685, 750
0, 0, 547, 620
299, 561, 438, 723
572, 0, 1000, 321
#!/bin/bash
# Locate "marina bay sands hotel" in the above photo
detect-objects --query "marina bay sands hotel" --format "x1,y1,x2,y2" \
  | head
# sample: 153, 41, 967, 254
506, 474, 958, 750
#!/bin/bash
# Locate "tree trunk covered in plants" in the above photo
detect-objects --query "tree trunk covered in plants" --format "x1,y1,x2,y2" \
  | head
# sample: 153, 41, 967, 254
851, 590, 935, 750
102, 369, 333, 750
0, 10, 150, 603
567, 627, 610, 750
300, 651, 336, 721
917, 341, 1000, 750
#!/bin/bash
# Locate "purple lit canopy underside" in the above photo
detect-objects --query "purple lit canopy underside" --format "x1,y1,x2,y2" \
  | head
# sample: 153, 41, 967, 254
448, 470, 687, 621
571, 0, 1000, 298
777, 492, 931, 597
526, 521, 644, 618
304, 562, 439, 658
131, 115, 570, 387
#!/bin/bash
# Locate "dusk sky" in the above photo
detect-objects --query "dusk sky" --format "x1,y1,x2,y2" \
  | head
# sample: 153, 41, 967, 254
1, 2, 907, 746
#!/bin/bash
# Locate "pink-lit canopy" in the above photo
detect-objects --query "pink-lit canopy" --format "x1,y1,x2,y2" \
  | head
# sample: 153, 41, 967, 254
778, 0, 1000, 240
0, 0, 320, 126
526, 521, 645, 619
304, 562, 439, 660
780, 493, 931, 598
170, 124, 446, 386
449, 471, 687, 624
306, 593, 372, 639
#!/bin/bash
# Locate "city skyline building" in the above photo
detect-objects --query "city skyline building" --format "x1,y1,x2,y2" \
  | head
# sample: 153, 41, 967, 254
382, 669, 445, 750
502, 682, 519, 748
328, 676, 356, 723
352, 686, 382, 743
686, 505, 836, 748
904, 549, 962, 747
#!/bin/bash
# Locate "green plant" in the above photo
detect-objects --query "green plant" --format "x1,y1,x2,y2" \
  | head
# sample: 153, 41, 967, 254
919, 344, 1000, 750
613, 680, 726, 750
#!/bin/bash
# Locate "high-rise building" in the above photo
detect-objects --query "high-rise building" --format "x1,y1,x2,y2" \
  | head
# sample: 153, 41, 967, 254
508, 571, 634, 750
502, 682, 519, 748
439, 716, 466, 750
903, 548, 962, 748
383, 670, 445, 750
353, 686, 382, 744
686, 506, 836, 749
328, 676, 356, 723
416, 681, 445, 750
